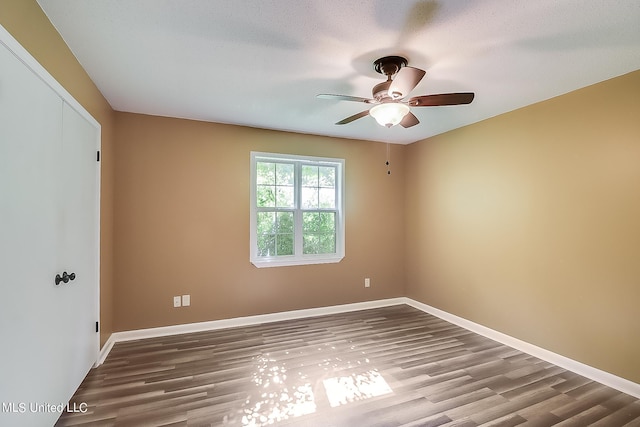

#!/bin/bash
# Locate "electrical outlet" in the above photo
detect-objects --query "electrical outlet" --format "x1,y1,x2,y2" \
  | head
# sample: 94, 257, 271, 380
182, 294, 190, 306
365, 278, 370, 288
173, 296, 181, 307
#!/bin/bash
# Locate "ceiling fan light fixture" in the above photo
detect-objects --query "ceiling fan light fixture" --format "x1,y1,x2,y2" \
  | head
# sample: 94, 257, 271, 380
369, 103, 410, 128
318, 55, 474, 128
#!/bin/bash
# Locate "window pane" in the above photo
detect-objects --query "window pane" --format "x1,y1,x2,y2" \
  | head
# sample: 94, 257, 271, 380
301, 187, 318, 209
319, 188, 335, 208
303, 212, 335, 255
302, 212, 318, 233
276, 186, 294, 208
319, 234, 336, 254
257, 212, 275, 234
318, 212, 335, 234
276, 163, 294, 186
276, 212, 294, 233
319, 166, 335, 187
276, 234, 294, 256
257, 185, 275, 207
256, 162, 275, 185
303, 234, 319, 254
257, 234, 276, 257
302, 165, 318, 186
303, 233, 335, 254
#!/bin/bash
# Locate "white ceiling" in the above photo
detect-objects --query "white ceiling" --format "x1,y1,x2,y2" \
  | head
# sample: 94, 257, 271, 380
37, 0, 640, 145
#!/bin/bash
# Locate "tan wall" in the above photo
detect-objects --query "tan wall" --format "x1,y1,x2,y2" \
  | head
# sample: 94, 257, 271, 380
1, 0, 116, 346
113, 113, 405, 331
405, 70, 640, 383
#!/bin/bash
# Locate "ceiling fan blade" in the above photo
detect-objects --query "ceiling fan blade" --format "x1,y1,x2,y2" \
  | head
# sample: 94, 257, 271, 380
317, 94, 375, 103
399, 111, 419, 128
408, 92, 475, 106
336, 110, 369, 125
388, 66, 426, 99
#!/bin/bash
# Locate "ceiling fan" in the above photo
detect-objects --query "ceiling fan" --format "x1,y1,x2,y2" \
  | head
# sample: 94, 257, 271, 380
317, 56, 474, 128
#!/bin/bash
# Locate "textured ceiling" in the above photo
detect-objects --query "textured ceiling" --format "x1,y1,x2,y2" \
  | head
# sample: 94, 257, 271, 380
37, 0, 640, 144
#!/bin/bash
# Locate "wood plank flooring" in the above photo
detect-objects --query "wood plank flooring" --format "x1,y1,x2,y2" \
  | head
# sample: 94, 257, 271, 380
55, 305, 640, 426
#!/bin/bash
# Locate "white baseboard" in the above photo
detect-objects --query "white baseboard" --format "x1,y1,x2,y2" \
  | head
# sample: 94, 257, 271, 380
96, 335, 116, 367
403, 297, 640, 399
95, 296, 640, 399
96, 297, 405, 365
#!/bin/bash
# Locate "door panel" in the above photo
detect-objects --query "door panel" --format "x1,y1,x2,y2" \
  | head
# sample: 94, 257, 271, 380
0, 41, 64, 425
59, 102, 99, 395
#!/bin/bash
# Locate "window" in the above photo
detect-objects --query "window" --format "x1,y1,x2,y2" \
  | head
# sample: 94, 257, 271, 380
250, 152, 345, 267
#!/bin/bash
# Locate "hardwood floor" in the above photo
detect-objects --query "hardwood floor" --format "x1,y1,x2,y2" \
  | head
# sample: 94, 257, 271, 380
56, 305, 640, 426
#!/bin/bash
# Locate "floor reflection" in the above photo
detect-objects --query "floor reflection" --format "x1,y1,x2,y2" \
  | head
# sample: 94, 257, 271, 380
322, 369, 392, 408
238, 355, 316, 426
224, 343, 393, 426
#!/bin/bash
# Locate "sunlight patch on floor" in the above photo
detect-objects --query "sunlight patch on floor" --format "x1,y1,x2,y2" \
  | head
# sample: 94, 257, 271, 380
240, 355, 316, 426
228, 347, 394, 426
322, 369, 392, 407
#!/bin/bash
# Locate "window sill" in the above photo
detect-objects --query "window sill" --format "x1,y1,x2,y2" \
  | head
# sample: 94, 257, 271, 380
251, 255, 344, 268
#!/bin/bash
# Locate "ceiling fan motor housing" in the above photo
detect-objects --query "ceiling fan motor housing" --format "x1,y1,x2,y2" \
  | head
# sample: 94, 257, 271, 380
373, 55, 408, 76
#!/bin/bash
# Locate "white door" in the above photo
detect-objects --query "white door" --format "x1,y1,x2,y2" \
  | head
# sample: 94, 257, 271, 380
0, 36, 63, 413
0, 33, 99, 427
55, 102, 100, 403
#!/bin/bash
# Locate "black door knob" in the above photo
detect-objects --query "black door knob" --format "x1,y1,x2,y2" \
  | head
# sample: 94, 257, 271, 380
55, 272, 76, 285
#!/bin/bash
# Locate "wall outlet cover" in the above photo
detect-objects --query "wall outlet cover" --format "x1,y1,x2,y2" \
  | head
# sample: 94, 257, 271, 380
173, 296, 181, 307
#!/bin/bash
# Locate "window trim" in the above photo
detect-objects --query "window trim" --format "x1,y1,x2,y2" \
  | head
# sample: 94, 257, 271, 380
250, 151, 345, 268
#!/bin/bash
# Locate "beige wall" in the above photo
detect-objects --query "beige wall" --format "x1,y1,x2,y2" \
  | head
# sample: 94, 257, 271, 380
405, 70, 640, 383
113, 113, 405, 330
1, 0, 116, 346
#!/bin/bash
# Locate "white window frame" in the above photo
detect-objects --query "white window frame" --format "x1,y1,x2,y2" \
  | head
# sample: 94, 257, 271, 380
250, 151, 345, 268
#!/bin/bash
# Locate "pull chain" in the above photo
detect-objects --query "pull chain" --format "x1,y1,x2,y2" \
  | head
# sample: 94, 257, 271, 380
386, 143, 391, 175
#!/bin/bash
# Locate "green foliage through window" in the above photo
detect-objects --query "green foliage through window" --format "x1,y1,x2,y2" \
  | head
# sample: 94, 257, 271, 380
252, 153, 343, 265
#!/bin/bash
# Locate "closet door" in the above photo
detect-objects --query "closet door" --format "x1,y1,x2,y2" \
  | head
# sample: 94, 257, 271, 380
0, 33, 100, 426
0, 40, 64, 422
55, 102, 100, 403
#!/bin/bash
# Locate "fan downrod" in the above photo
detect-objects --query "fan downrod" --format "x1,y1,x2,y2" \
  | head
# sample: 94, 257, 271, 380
373, 56, 408, 77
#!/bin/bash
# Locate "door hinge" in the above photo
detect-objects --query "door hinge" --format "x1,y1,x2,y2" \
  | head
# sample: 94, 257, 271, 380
96, 151, 100, 162
95, 321, 99, 333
